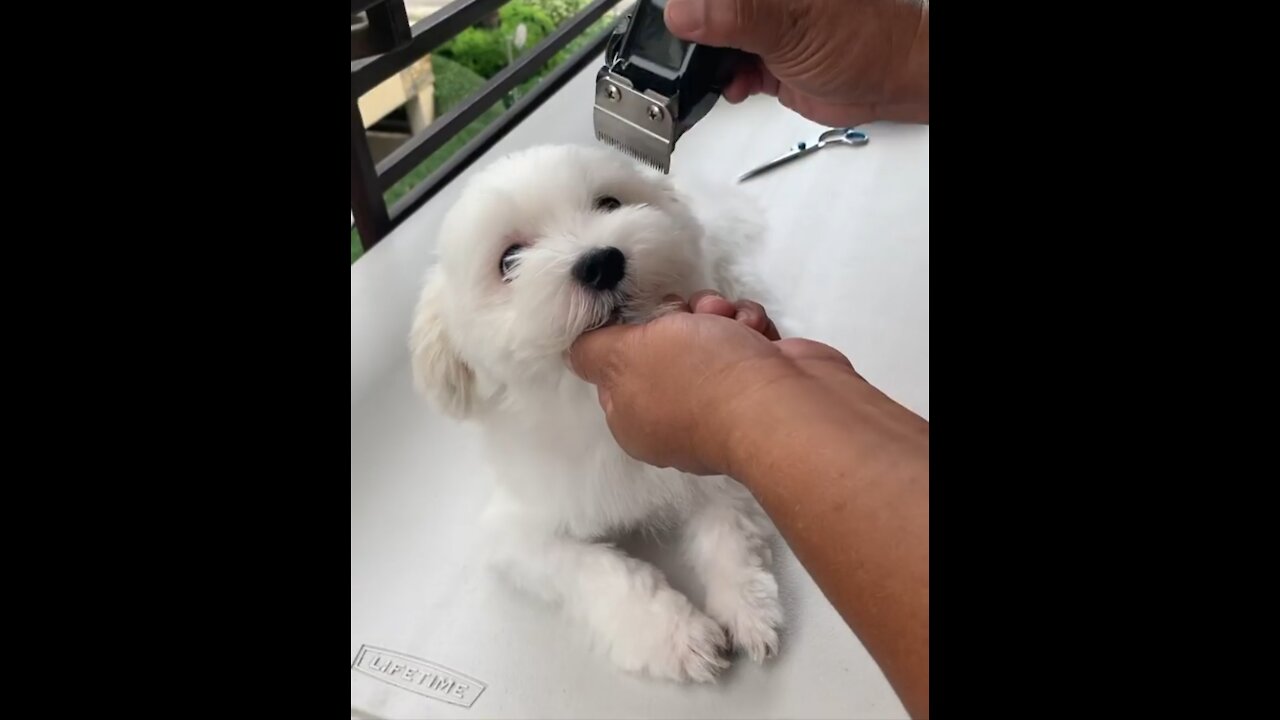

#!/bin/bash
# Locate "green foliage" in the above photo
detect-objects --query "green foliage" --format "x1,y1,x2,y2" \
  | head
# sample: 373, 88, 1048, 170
437, 3, 557, 79
501, 2, 557, 40
527, 0, 588, 25
436, 27, 506, 79
511, 13, 615, 100
352, 2, 615, 264
550, 13, 613, 69
433, 52, 485, 112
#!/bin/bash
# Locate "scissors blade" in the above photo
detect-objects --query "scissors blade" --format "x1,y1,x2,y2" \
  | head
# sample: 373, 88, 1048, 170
737, 148, 807, 182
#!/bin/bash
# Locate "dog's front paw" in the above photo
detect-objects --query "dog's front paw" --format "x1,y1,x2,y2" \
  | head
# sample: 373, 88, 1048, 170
605, 587, 730, 683
709, 568, 783, 662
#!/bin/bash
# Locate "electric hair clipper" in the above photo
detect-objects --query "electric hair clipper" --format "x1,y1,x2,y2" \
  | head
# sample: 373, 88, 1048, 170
593, 0, 741, 173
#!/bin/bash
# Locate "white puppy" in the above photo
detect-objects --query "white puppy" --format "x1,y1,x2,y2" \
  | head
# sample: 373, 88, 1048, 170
409, 144, 782, 683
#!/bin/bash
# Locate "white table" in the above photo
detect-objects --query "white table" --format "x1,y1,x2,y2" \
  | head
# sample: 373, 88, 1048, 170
351, 53, 928, 720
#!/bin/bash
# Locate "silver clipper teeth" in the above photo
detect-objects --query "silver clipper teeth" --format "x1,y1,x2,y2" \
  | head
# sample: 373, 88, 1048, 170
593, 72, 675, 174
594, 131, 669, 173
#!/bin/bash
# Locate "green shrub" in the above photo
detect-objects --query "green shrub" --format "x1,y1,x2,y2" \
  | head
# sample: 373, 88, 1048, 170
528, 0, 589, 25
433, 52, 487, 112
437, 2, 557, 79
510, 12, 614, 99
352, 3, 612, 264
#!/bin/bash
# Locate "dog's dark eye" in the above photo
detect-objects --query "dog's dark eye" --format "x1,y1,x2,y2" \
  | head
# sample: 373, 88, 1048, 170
594, 195, 622, 212
500, 244, 522, 281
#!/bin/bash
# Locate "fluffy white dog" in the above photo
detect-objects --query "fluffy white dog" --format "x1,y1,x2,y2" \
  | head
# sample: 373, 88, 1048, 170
409, 144, 782, 683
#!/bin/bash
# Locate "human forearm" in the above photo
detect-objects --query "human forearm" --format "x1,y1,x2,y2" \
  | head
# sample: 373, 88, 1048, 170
724, 366, 930, 718
568, 299, 929, 714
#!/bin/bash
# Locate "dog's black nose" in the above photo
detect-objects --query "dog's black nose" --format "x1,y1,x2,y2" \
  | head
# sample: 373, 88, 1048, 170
572, 247, 626, 291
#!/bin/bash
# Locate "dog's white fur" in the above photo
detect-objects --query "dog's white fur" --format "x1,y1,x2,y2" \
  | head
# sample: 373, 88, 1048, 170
409, 145, 782, 683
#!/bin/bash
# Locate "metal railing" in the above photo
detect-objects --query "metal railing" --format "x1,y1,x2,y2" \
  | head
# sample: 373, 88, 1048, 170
350, 0, 625, 251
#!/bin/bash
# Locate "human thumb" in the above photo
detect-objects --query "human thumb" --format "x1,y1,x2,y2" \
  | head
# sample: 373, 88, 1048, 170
664, 0, 795, 55
567, 323, 637, 386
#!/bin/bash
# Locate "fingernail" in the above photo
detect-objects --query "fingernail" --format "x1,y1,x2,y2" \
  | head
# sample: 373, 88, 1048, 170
665, 0, 703, 36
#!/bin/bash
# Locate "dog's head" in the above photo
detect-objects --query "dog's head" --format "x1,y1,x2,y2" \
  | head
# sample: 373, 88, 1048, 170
410, 145, 706, 418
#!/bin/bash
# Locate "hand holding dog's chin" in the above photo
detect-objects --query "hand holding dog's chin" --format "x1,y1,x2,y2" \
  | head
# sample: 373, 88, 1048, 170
568, 305, 856, 477
569, 313, 774, 475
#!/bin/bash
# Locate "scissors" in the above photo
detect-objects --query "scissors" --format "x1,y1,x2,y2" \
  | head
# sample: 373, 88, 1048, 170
737, 128, 869, 182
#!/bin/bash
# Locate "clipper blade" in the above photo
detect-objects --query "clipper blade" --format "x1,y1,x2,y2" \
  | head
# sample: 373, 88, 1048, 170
593, 73, 675, 174
594, 130, 669, 174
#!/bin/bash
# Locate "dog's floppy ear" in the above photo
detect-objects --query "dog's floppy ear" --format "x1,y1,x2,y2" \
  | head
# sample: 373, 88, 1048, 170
409, 271, 476, 418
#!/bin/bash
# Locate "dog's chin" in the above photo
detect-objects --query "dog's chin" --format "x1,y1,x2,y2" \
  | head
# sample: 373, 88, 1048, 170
577, 296, 625, 334
602, 305, 626, 328
579, 295, 682, 335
